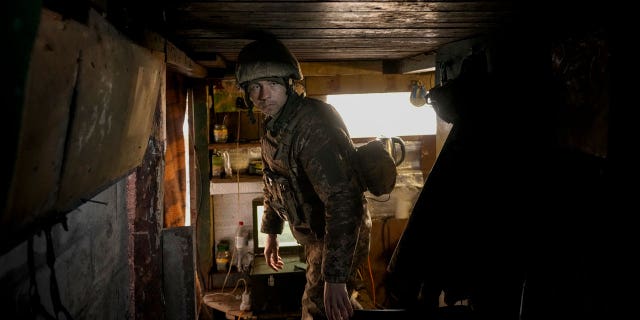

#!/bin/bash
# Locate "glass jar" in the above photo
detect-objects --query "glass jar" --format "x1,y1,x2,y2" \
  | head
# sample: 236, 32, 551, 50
211, 152, 224, 178
213, 124, 228, 143
215, 240, 230, 272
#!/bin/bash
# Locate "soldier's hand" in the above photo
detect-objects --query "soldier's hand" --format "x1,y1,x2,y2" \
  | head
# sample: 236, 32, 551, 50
264, 234, 284, 271
324, 282, 353, 320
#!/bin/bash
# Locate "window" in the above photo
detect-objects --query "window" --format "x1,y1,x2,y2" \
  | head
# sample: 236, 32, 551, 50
327, 92, 436, 138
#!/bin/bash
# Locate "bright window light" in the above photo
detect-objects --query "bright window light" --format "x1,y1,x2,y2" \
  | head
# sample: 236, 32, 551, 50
183, 94, 190, 226
326, 92, 436, 138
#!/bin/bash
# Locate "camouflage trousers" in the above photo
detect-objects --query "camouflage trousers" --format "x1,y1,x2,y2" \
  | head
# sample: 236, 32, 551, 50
301, 216, 371, 320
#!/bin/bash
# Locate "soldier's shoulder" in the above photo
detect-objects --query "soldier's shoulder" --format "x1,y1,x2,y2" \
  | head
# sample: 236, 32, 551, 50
298, 98, 338, 123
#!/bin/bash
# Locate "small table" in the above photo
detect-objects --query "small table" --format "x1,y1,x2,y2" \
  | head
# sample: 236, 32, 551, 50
204, 291, 301, 320
204, 292, 253, 319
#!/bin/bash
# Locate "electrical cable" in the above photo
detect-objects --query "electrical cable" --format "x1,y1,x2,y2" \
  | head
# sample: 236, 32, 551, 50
209, 274, 249, 312
188, 87, 216, 293
366, 254, 376, 307
219, 247, 236, 293
231, 278, 248, 296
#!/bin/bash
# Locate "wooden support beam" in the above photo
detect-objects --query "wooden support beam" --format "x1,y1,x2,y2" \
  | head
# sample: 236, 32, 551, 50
143, 31, 208, 78
196, 56, 227, 70
396, 53, 436, 74
304, 73, 435, 96
300, 61, 383, 76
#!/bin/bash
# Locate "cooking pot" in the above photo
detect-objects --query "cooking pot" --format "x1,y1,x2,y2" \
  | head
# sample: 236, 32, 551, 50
377, 136, 405, 166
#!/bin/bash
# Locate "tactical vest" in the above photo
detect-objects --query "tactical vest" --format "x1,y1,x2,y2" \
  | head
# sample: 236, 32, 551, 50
262, 96, 396, 242
261, 97, 359, 243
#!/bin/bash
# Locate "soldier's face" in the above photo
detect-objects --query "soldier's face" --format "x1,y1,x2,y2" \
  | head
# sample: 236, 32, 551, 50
248, 80, 288, 116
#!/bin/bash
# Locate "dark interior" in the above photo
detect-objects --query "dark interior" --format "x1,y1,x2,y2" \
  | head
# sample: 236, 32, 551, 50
3, 1, 633, 319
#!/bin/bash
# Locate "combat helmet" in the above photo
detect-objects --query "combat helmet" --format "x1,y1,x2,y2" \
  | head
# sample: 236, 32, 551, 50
235, 37, 303, 86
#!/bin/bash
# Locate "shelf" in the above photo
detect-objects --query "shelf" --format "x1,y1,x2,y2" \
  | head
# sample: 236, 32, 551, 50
208, 141, 260, 151
211, 175, 262, 184
210, 178, 263, 195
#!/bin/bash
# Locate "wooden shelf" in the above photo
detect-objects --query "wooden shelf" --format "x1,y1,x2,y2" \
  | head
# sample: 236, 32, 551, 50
211, 175, 262, 184
210, 178, 263, 195
208, 141, 260, 151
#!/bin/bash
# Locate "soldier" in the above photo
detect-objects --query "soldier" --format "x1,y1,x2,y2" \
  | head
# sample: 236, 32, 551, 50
235, 36, 371, 320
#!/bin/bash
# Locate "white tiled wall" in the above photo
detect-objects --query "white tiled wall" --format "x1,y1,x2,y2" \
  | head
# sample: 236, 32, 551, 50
211, 181, 263, 255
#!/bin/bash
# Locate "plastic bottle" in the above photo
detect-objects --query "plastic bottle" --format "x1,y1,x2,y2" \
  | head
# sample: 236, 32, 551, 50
215, 240, 230, 272
235, 221, 250, 271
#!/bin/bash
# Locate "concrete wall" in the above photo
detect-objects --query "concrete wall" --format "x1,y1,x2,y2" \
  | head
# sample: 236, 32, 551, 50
0, 180, 130, 319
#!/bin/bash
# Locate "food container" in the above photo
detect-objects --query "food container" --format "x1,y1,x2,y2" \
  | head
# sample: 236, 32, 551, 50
225, 149, 249, 174
249, 160, 263, 175
211, 152, 224, 178
213, 124, 228, 143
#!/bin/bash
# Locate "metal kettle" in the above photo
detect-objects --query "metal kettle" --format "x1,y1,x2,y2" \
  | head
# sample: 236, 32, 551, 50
377, 136, 406, 166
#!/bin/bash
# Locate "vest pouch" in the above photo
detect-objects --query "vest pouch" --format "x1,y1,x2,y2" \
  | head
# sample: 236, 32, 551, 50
264, 168, 306, 229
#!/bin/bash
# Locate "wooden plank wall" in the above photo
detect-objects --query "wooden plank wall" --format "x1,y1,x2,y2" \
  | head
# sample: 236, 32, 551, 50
3, 8, 163, 252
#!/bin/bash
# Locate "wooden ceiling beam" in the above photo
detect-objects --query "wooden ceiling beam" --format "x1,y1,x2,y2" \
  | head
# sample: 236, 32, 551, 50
142, 31, 208, 78
300, 61, 384, 76
396, 53, 436, 74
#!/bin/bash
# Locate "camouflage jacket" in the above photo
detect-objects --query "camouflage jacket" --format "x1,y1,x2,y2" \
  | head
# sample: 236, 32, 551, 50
260, 93, 369, 283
